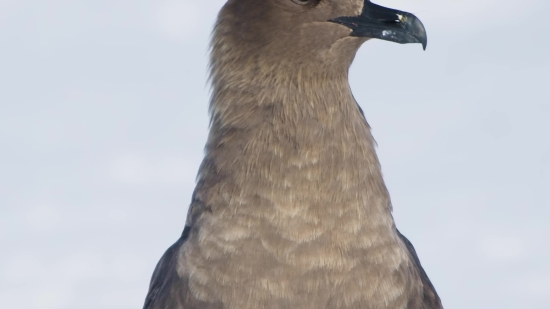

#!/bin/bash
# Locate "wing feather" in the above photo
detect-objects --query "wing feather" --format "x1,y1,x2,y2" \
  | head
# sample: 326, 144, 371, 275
397, 229, 443, 309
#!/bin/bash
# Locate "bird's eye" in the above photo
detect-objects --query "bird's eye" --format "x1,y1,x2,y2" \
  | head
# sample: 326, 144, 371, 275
291, 0, 310, 5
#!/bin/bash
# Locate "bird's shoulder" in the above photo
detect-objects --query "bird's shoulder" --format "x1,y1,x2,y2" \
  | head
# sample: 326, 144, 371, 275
397, 229, 444, 309
142, 227, 222, 309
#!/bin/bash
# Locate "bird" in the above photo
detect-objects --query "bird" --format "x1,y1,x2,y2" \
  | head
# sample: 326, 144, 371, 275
143, 0, 442, 308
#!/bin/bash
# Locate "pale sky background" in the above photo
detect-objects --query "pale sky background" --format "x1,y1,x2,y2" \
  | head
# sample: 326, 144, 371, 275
1, 0, 549, 308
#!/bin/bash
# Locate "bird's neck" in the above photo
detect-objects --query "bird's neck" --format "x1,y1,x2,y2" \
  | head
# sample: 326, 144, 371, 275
183, 75, 405, 302
193, 74, 393, 226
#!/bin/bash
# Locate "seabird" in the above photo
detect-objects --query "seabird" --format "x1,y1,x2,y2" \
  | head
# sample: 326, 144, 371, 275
143, 0, 442, 308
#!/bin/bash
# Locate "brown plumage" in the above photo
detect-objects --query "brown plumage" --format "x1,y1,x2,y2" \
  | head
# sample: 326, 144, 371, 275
143, 0, 442, 308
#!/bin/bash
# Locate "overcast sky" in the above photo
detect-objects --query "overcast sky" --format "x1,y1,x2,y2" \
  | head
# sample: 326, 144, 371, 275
1, 0, 549, 308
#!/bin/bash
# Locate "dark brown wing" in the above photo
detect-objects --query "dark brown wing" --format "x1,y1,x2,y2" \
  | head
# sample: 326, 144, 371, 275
142, 227, 222, 309
142, 228, 187, 309
397, 229, 444, 309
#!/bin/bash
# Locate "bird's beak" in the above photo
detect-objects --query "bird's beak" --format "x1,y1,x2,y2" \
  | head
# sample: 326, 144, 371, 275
329, 0, 427, 50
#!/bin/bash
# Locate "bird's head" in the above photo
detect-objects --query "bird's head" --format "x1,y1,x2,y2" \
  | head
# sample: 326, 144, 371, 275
211, 0, 426, 82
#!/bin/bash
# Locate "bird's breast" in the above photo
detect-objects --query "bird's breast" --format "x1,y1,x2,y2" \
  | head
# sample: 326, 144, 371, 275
181, 209, 417, 309
181, 163, 418, 309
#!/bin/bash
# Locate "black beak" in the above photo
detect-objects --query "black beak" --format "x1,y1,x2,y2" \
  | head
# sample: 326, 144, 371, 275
330, 0, 427, 50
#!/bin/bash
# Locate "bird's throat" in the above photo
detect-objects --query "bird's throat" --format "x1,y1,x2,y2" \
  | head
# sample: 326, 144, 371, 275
195, 76, 394, 232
